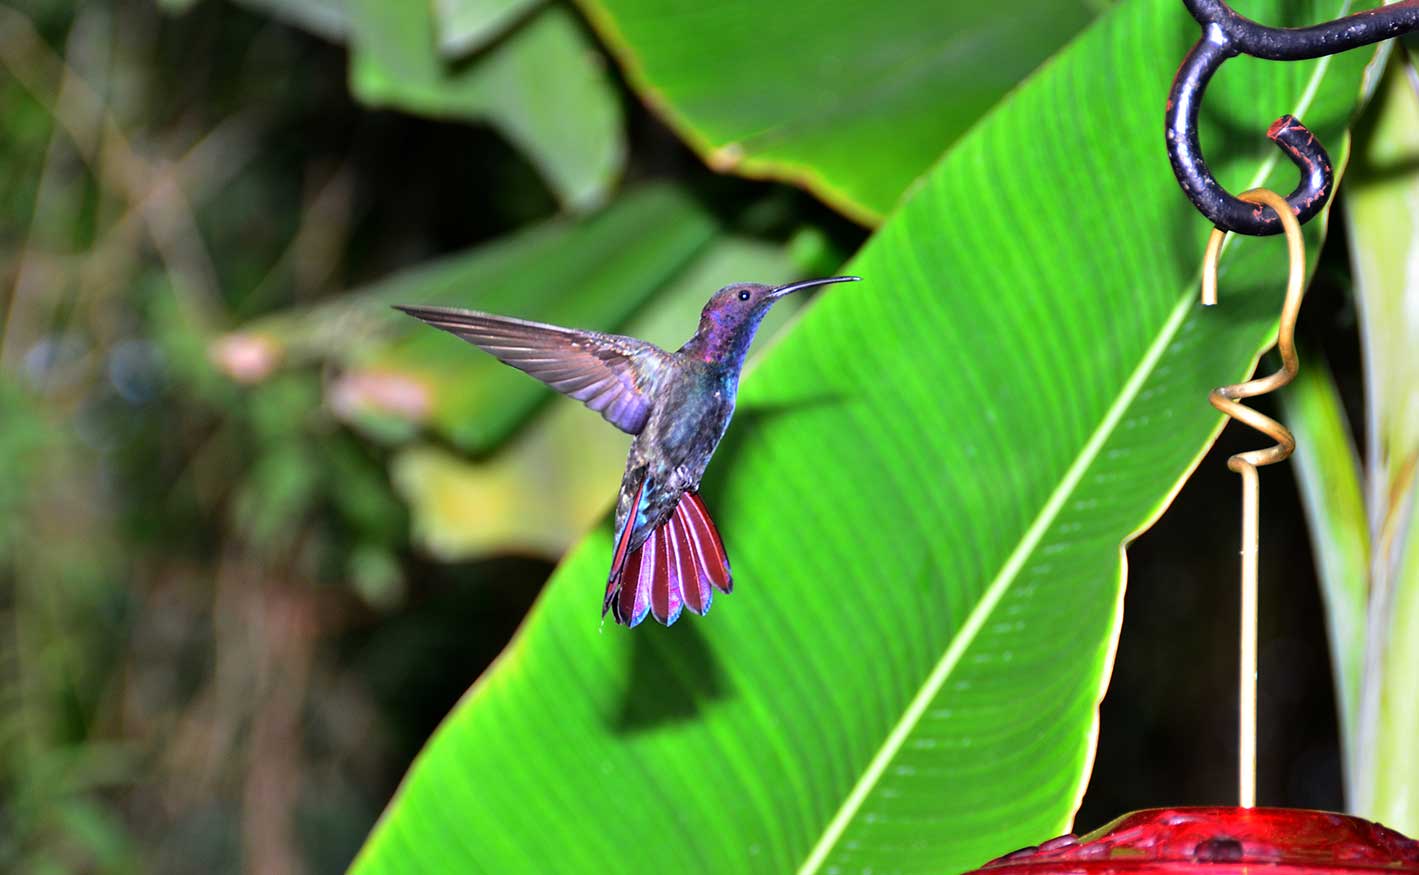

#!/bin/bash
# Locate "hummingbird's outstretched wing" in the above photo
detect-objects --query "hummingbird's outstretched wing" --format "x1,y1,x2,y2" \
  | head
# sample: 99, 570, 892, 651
394, 305, 670, 434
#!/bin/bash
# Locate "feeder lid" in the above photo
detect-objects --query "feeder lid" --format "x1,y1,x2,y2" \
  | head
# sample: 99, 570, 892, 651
970, 807, 1419, 875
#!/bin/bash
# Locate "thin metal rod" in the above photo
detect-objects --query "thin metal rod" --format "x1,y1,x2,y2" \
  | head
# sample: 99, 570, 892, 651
1239, 464, 1259, 808
1167, 0, 1419, 235
1200, 187, 1306, 807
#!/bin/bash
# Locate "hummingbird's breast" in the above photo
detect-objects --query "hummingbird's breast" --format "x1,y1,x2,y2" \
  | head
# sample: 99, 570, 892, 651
638, 363, 737, 488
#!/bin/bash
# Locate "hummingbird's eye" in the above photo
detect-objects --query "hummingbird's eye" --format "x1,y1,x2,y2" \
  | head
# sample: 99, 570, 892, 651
738, 290, 751, 301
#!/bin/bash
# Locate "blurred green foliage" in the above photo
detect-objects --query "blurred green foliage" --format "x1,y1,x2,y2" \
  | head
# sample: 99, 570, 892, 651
1286, 58, 1419, 836
347, 0, 623, 211
0, 0, 850, 870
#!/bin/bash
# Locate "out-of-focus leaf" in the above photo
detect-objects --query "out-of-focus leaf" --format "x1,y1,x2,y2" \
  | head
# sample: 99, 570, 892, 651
1348, 60, 1419, 525
1343, 57, 1419, 836
394, 235, 804, 561
229, 374, 326, 551
230, 0, 351, 42
1382, 498, 1419, 835
433, 0, 540, 58
233, 441, 320, 551
247, 372, 322, 442
576, 0, 1102, 224
0, 382, 53, 563
52, 799, 138, 873
349, 542, 406, 610
351, 1, 1378, 872
348, 1, 623, 211
394, 432, 615, 560
1283, 359, 1368, 776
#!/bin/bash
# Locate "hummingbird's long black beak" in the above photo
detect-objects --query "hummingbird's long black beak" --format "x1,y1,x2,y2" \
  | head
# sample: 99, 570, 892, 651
768, 275, 861, 299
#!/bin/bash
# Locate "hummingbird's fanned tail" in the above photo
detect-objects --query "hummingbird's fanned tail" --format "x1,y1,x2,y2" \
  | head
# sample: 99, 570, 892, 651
604, 490, 732, 628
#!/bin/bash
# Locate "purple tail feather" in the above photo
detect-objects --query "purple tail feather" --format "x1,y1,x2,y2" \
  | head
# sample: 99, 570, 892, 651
604, 491, 732, 627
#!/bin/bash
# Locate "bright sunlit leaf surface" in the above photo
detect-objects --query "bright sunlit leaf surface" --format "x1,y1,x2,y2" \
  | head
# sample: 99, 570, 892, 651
576, 0, 1103, 224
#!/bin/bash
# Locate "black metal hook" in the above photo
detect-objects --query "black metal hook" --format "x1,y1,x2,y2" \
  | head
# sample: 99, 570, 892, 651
1167, 0, 1419, 236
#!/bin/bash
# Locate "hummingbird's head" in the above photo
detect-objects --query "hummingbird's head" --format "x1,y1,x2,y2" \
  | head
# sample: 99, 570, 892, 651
692, 276, 860, 365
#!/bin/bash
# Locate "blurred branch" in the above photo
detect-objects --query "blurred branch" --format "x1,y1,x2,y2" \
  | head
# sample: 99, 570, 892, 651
75, 111, 267, 324
241, 581, 319, 875
1284, 359, 1369, 791
0, 3, 235, 358
241, 160, 354, 314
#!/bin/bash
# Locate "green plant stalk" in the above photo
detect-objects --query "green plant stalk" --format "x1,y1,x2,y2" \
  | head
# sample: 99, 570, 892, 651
1284, 362, 1370, 795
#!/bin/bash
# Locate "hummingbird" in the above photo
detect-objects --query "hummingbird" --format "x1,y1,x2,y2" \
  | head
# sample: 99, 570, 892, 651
395, 275, 860, 627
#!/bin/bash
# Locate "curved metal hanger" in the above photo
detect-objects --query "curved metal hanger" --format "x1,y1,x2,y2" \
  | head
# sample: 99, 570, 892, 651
1167, 0, 1419, 235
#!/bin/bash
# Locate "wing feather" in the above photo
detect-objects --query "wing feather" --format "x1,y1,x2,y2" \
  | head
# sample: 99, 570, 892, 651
394, 305, 668, 434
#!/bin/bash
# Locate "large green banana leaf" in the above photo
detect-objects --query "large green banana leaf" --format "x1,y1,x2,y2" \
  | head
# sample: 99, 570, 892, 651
575, 0, 1104, 224
352, 0, 1379, 872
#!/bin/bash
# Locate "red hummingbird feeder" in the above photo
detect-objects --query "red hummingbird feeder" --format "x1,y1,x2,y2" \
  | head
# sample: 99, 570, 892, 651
976, 807, 1419, 875
961, 3, 1419, 873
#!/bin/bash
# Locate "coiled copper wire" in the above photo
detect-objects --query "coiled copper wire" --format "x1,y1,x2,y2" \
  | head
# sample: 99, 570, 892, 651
1200, 186, 1306, 809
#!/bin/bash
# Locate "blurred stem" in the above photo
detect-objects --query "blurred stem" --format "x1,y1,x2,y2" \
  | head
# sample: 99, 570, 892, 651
1370, 471, 1419, 831
0, 5, 89, 368
240, 578, 319, 875
1284, 360, 1369, 795
239, 160, 354, 315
